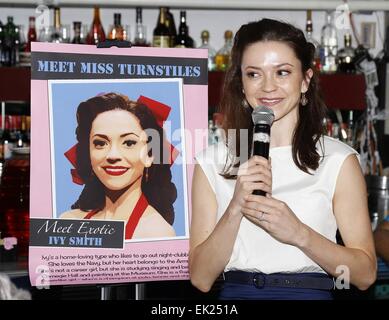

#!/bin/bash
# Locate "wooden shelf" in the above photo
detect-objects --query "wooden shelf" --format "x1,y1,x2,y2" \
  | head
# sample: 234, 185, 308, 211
0, 67, 30, 102
0, 67, 366, 111
208, 71, 367, 111
1, 0, 389, 11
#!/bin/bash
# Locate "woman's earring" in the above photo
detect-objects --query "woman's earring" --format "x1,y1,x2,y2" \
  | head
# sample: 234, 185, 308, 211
242, 98, 250, 110
300, 93, 308, 106
145, 168, 149, 182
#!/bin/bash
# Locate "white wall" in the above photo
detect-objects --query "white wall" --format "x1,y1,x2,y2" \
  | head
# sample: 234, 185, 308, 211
0, 7, 385, 58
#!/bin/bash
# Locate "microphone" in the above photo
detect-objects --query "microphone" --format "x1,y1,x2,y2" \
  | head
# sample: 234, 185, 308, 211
251, 105, 274, 196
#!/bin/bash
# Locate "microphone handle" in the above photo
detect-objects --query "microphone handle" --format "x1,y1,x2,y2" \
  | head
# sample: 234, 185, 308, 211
252, 123, 270, 196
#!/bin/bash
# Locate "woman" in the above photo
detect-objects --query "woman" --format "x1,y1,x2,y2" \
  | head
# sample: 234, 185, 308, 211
190, 19, 376, 299
61, 93, 177, 240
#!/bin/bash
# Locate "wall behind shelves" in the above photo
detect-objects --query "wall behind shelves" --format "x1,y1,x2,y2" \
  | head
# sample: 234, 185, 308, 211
0, 7, 386, 58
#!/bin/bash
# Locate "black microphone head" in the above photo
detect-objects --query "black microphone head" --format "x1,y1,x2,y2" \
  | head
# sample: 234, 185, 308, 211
252, 105, 274, 126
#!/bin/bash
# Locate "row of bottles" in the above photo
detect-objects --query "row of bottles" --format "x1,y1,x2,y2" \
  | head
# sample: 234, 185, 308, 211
0, 17, 21, 66
324, 110, 355, 147
0, 115, 30, 162
0, 6, 234, 70
1, 7, 365, 73
305, 10, 357, 74
199, 30, 234, 72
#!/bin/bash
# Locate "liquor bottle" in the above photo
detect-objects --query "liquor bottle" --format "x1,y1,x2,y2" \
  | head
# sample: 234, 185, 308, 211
215, 30, 233, 71
337, 33, 356, 74
72, 21, 84, 44
133, 7, 148, 46
2, 121, 11, 160
51, 7, 64, 43
208, 120, 216, 145
175, 11, 194, 48
0, 129, 4, 163
153, 7, 170, 48
320, 11, 338, 73
25, 115, 31, 143
346, 110, 354, 147
0, 20, 4, 65
26, 16, 37, 52
3, 16, 19, 66
305, 10, 321, 71
20, 115, 29, 147
165, 8, 177, 48
86, 6, 106, 45
198, 30, 216, 71
108, 13, 125, 41
8, 115, 18, 147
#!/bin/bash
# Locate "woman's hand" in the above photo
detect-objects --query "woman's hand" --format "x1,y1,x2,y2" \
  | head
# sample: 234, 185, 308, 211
229, 155, 272, 215
241, 195, 309, 247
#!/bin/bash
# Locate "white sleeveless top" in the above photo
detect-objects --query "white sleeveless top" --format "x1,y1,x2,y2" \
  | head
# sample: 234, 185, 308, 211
195, 136, 357, 274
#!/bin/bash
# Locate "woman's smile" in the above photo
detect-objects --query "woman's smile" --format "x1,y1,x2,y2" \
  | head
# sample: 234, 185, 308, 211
257, 97, 284, 107
102, 165, 130, 176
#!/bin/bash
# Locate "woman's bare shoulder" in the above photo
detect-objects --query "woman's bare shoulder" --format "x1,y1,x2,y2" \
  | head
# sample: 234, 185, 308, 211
135, 206, 176, 238
60, 209, 88, 219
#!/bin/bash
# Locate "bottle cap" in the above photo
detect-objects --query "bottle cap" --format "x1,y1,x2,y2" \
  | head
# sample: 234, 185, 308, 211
201, 30, 209, 40
225, 30, 233, 39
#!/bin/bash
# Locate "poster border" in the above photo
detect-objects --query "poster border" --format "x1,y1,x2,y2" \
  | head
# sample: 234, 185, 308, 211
47, 78, 189, 243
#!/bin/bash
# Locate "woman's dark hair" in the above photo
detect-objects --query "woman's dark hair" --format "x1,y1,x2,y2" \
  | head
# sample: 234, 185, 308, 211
220, 18, 327, 176
71, 92, 177, 225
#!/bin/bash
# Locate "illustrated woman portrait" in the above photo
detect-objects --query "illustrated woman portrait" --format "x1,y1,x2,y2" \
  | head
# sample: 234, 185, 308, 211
60, 93, 178, 240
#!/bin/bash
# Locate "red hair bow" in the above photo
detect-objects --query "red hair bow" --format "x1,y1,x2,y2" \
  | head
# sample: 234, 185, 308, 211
64, 95, 179, 185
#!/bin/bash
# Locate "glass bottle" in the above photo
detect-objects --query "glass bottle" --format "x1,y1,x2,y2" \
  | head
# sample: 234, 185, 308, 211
165, 7, 177, 48
198, 30, 216, 71
2, 118, 11, 160
51, 7, 64, 43
108, 13, 124, 41
208, 120, 216, 145
0, 20, 4, 65
175, 10, 194, 48
0, 129, 4, 163
153, 7, 170, 48
26, 16, 37, 52
215, 30, 233, 71
320, 11, 338, 73
3, 16, 19, 66
305, 10, 321, 71
72, 21, 84, 44
16, 25, 26, 64
337, 33, 356, 74
133, 7, 148, 46
86, 6, 106, 45
346, 110, 354, 147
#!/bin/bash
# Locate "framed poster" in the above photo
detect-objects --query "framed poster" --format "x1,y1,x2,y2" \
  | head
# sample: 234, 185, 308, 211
29, 42, 208, 287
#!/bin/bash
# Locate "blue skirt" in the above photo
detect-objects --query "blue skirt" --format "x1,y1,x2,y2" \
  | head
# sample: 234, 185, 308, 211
219, 272, 334, 300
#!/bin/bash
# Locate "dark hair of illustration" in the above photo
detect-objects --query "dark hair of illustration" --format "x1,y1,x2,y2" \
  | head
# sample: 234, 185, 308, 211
219, 18, 327, 177
71, 92, 177, 225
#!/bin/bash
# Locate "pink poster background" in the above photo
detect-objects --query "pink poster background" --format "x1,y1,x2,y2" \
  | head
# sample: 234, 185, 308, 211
29, 43, 208, 286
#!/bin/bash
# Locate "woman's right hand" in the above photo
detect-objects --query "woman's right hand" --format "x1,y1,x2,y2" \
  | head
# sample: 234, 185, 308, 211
229, 155, 272, 215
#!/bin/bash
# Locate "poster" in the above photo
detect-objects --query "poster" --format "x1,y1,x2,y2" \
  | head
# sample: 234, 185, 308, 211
29, 43, 208, 287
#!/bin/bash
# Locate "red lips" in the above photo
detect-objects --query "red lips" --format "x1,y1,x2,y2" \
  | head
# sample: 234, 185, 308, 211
102, 166, 129, 176
258, 98, 283, 107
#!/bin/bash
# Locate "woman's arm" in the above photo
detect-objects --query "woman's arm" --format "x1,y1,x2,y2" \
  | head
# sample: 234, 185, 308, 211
299, 154, 377, 290
189, 164, 242, 292
189, 156, 272, 292
374, 221, 389, 263
242, 154, 376, 290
